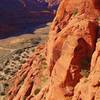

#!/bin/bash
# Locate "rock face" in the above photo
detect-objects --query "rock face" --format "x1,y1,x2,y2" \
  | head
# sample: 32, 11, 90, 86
46, 0, 99, 99
8, 44, 49, 100
72, 39, 100, 100
7, 0, 100, 100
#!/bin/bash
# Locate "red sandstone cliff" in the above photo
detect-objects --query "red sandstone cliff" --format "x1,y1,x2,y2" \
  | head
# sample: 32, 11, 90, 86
72, 39, 100, 100
7, 0, 100, 100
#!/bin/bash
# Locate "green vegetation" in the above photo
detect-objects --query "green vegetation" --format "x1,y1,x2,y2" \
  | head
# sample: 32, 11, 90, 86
0, 92, 5, 96
39, 54, 46, 61
15, 49, 24, 54
34, 88, 41, 95
41, 76, 48, 83
20, 59, 26, 64
81, 57, 91, 77
4, 83, 9, 87
4, 68, 11, 74
84, 78, 88, 83
42, 62, 48, 69
39, 54, 48, 69
23, 96, 27, 100
96, 17, 100, 22
81, 57, 91, 70
81, 70, 89, 77
72, 9, 78, 16
32, 48, 35, 52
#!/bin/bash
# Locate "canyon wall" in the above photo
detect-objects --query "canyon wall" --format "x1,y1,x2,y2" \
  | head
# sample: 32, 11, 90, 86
0, 0, 60, 35
7, 0, 100, 100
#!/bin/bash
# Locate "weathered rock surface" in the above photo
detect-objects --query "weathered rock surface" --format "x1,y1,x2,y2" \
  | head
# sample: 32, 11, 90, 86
8, 44, 49, 100
72, 39, 100, 100
46, 0, 99, 98
7, 0, 100, 100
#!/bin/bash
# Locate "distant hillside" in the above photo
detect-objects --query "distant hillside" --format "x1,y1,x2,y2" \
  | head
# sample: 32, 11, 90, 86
0, 0, 60, 35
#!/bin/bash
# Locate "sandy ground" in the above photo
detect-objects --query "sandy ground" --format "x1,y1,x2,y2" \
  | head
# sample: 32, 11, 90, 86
0, 22, 51, 99
0, 22, 51, 57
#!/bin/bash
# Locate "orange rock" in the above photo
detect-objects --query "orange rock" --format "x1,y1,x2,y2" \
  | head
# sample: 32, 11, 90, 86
7, 0, 100, 100
72, 39, 100, 100
46, 0, 99, 99
47, 0, 99, 75
90, 39, 100, 71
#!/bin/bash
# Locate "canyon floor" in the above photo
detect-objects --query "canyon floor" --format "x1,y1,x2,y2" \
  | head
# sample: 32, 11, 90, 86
0, 22, 51, 99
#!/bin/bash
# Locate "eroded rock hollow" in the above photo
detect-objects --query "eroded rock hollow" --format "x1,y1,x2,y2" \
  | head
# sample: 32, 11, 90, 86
8, 0, 100, 100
